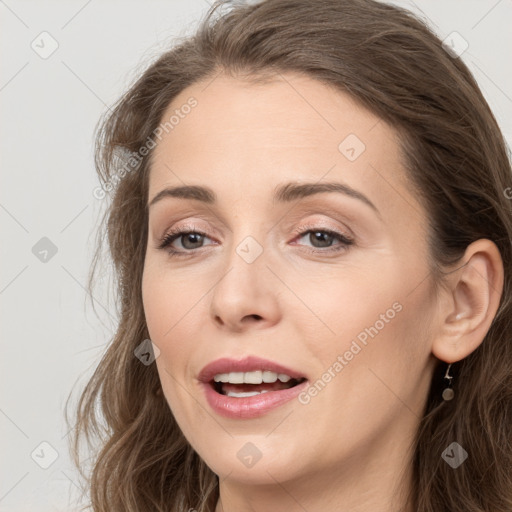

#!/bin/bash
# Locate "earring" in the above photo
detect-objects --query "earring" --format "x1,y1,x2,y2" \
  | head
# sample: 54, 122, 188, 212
442, 363, 455, 401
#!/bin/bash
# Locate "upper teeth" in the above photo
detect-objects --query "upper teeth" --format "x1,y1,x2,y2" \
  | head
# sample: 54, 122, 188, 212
213, 371, 292, 384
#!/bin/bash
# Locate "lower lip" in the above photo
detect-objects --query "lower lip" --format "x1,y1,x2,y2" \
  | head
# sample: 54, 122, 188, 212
201, 380, 309, 419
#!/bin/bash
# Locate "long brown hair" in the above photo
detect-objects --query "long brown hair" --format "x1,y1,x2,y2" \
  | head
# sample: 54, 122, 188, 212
66, 0, 512, 510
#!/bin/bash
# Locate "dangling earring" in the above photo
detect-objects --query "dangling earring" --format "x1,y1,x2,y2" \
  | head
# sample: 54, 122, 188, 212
442, 363, 455, 401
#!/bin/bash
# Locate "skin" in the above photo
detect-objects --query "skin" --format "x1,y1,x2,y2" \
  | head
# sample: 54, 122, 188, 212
141, 72, 504, 512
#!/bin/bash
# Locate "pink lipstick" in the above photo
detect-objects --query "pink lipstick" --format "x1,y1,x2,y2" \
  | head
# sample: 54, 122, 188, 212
198, 356, 308, 419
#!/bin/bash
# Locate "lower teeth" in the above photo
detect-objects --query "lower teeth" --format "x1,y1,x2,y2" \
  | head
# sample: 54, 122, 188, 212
226, 390, 270, 398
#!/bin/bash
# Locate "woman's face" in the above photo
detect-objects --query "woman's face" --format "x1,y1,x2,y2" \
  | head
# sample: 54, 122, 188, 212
142, 72, 438, 491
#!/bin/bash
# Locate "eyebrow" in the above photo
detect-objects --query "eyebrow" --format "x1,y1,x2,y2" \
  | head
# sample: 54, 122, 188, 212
148, 181, 380, 216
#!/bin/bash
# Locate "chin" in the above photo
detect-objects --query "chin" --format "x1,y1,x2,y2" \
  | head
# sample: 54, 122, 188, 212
193, 435, 308, 485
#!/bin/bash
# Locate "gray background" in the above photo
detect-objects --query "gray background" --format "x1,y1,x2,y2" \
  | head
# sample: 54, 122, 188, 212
1, 1, 511, 510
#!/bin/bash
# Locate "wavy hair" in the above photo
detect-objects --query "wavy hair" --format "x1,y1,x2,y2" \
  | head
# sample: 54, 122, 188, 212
66, 0, 512, 510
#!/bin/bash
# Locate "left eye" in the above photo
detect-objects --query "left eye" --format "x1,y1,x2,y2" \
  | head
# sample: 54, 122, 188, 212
293, 229, 354, 251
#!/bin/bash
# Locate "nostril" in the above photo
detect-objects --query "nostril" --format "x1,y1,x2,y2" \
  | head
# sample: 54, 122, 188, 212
245, 314, 262, 321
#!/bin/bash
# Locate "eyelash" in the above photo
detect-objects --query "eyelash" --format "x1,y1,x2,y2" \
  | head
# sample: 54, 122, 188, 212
157, 223, 354, 258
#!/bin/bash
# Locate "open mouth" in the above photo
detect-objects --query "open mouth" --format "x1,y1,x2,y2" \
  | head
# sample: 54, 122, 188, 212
210, 371, 307, 398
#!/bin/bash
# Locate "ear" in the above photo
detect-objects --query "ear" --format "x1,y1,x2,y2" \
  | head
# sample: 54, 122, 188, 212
431, 239, 504, 364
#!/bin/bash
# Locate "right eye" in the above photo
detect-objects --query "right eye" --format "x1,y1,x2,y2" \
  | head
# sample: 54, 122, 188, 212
158, 228, 216, 255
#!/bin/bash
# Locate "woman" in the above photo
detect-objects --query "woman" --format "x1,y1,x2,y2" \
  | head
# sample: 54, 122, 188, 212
68, 0, 512, 510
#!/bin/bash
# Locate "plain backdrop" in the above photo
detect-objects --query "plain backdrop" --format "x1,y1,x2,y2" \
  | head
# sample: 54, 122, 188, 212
1, 1, 511, 510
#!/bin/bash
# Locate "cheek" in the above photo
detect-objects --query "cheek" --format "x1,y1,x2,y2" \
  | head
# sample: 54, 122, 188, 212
301, 266, 432, 397
142, 264, 207, 340
290, 287, 433, 467
142, 266, 207, 396
295, 271, 403, 358
143, 275, 202, 439
141, 271, 198, 412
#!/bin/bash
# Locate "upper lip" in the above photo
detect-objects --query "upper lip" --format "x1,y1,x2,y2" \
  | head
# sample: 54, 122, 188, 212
198, 355, 307, 383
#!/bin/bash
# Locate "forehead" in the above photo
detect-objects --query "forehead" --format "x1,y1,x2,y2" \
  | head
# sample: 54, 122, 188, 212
151, 72, 385, 167
148, 72, 418, 224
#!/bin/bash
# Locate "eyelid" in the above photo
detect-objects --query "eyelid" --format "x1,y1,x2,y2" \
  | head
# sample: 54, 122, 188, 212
283, 210, 355, 237
289, 220, 351, 239
157, 219, 216, 240
150, 208, 230, 238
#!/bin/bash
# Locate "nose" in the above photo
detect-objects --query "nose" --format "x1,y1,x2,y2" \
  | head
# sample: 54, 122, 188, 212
209, 240, 282, 333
